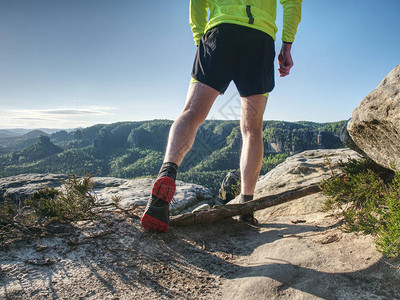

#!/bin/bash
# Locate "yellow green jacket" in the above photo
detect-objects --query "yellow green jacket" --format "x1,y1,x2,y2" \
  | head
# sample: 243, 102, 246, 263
190, 0, 302, 46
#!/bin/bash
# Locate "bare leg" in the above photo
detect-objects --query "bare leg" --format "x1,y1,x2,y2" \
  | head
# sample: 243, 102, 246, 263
141, 82, 219, 232
164, 82, 220, 166
240, 95, 268, 195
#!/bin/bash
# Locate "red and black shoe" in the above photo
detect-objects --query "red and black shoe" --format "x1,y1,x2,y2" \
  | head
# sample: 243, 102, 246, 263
141, 176, 176, 232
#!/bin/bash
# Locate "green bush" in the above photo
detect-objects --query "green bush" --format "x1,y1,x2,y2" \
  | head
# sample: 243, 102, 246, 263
320, 158, 400, 258
0, 174, 97, 243
375, 174, 400, 258
26, 174, 96, 221
0, 199, 19, 226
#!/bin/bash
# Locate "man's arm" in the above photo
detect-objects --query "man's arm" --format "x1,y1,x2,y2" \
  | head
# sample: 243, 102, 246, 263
280, 0, 302, 44
278, 0, 302, 77
278, 42, 293, 77
189, 0, 209, 46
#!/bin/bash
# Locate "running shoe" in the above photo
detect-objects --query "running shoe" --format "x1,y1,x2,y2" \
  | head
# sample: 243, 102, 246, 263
141, 176, 176, 232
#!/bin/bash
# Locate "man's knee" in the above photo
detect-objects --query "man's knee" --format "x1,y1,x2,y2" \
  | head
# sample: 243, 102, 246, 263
180, 107, 207, 128
240, 95, 267, 135
241, 113, 263, 134
240, 122, 263, 138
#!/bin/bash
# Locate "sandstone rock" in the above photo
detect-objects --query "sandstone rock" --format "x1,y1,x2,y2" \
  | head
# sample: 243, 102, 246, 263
218, 170, 240, 203
348, 64, 400, 170
340, 119, 366, 156
1, 149, 398, 300
229, 148, 361, 219
255, 148, 361, 195
0, 173, 68, 201
218, 148, 400, 300
0, 174, 215, 215
170, 181, 215, 215
220, 219, 398, 300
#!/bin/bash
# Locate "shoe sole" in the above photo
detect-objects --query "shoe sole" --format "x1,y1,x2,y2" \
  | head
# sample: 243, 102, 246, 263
141, 213, 170, 232
141, 177, 176, 232
151, 176, 176, 203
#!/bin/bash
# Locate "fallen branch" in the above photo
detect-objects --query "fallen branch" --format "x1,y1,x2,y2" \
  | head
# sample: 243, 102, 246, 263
170, 183, 321, 226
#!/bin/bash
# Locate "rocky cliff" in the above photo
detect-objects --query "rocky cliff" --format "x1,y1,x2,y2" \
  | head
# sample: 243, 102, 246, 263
1, 148, 399, 299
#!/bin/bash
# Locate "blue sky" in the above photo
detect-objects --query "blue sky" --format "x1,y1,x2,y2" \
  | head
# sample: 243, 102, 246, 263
0, 0, 399, 129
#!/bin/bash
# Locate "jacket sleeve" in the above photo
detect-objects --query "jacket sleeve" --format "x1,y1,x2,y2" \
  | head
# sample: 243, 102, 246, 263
189, 0, 209, 46
280, 0, 302, 43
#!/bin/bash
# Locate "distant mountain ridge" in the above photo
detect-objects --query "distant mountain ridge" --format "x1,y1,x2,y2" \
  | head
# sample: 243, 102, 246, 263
0, 127, 80, 152
0, 130, 48, 151
0, 127, 77, 138
0, 128, 42, 138
0, 120, 346, 192
0, 129, 30, 139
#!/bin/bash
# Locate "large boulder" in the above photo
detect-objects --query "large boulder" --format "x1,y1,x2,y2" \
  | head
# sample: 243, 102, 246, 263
340, 119, 367, 156
348, 64, 400, 170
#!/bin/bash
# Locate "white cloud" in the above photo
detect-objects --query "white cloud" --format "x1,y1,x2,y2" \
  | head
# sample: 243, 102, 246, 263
0, 106, 117, 129
14, 107, 115, 116
40, 109, 100, 115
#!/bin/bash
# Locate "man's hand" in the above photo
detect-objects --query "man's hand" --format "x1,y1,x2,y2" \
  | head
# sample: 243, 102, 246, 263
278, 42, 293, 77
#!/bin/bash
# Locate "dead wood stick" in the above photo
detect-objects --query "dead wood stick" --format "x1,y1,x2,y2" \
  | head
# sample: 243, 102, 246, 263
170, 183, 321, 227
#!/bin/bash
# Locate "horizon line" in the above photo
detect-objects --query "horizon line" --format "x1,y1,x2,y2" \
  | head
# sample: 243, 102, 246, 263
0, 118, 347, 131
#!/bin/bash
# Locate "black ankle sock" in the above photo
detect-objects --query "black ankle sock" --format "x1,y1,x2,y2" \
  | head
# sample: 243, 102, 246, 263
157, 162, 178, 181
240, 194, 254, 203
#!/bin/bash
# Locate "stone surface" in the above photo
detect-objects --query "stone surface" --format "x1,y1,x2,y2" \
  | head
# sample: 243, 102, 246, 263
348, 64, 400, 170
2, 148, 400, 300
220, 148, 400, 300
255, 148, 360, 196
229, 148, 361, 219
0, 174, 215, 216
220, 216, 398, 300
93, 177, 215, 215
0, 173, 68, 201
340, 119, 366, 156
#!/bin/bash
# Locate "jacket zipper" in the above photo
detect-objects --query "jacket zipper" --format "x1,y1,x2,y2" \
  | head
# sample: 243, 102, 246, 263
246, 5, 254, 24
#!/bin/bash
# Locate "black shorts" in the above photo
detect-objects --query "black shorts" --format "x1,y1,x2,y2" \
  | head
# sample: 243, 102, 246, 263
191, 23, 275, 97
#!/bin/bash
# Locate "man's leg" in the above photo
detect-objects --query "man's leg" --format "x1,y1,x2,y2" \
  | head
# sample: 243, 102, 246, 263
239, 94, 267, 222
141, 82, 220, 232
164, 82, 220, 165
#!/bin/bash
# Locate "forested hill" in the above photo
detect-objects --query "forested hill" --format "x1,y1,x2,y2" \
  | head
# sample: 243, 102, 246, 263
0, 120, 345, 193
